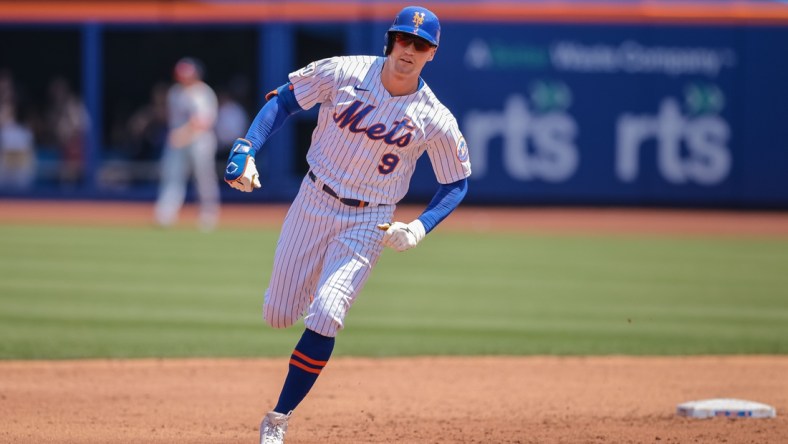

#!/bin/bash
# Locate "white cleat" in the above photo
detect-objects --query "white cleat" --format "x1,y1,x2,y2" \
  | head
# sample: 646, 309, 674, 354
259, 411, 290, 444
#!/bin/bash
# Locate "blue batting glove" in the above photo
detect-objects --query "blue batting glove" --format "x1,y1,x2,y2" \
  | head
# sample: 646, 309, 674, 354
224, 138, 261, 192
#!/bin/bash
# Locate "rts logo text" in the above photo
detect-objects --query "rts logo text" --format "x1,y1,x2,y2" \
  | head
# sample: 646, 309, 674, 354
464, 80, 579, 182
616, 84, 731, 185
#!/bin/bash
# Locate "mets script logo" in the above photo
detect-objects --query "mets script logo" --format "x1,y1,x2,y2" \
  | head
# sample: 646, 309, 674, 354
412, 11, 425, 29
333, 101, 415, 147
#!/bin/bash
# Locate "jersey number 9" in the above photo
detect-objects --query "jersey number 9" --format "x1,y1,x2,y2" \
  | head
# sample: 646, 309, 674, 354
378, 153, 400, 174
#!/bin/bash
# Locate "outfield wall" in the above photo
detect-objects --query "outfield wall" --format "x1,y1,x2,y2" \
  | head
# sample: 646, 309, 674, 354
411, 22, 788, 207
1, 1, 787, 207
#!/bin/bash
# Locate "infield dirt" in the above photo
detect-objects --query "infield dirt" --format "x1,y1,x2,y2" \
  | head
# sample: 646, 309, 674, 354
1, 201, 787, 443
1, 356, 786, 443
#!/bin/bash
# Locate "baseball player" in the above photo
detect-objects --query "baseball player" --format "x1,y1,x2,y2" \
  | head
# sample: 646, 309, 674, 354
154, 57, 220, 231
224, 6, 471, 443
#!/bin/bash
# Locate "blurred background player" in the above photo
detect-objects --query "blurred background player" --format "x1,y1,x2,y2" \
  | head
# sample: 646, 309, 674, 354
154, 57, 220, 231
0, 100, 36, 190
224, 5, 471, 443
42, 76, 90, 187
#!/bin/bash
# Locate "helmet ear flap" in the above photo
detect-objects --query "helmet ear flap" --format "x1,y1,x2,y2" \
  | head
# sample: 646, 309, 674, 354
383, 32, 395, 56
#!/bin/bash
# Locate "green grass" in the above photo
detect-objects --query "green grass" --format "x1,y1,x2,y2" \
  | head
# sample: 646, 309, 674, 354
1, 224, 787, 359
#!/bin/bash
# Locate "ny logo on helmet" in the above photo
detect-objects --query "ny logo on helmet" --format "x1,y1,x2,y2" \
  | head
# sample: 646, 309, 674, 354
412, 11, 425, 29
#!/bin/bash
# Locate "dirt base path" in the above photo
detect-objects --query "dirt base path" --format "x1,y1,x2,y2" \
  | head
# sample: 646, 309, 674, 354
1, 356, 785, 444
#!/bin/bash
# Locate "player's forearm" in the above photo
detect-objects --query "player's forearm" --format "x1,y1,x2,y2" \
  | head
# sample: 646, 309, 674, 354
167, 123, 194, 148
189, 115, 214, 132
243, 96, 289, 155
417, 178, 468, 233
244, 83, 302, 156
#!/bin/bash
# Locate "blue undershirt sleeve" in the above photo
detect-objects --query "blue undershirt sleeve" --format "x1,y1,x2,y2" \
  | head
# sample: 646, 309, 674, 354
244, 83, 302, 156
416, 178, 468, 233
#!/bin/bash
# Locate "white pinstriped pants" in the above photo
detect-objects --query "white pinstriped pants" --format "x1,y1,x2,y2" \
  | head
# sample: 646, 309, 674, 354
263, 176, 395, 337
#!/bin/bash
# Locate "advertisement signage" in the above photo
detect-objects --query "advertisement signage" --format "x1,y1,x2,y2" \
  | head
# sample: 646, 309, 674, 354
408, 24, 788, 206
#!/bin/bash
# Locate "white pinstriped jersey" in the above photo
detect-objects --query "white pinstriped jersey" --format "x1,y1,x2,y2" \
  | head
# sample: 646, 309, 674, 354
289, 55, 471, 205
167, 81, 217, 138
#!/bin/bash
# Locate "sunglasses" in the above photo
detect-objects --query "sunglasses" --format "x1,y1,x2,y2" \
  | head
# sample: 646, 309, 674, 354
393, 32, 435, 52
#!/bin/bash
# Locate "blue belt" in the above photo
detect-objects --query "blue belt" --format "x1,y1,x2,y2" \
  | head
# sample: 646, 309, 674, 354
308, 171, 371, 208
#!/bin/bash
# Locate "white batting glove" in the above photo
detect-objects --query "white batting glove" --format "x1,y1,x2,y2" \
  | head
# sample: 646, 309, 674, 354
224, 138, 261, 192
378, 219, 426, 252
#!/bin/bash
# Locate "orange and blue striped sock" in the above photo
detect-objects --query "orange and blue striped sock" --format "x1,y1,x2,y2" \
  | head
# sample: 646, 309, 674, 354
274, 328, 335, 413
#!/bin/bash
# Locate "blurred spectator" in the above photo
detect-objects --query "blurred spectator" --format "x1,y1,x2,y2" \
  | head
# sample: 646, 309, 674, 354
0, 101, 36, 190
0, 69, 15, 106
215, 87, 249, 151
154, 57, 220, 231
41, 76, 90, 186
126, 81, 169, 162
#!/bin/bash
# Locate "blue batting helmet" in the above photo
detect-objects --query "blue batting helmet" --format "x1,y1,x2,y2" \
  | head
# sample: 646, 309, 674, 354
383, 6, 441, 55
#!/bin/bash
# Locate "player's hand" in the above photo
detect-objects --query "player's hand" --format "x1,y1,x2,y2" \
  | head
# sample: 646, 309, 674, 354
166, 125, 191, 149
224, 138, 261, 192
378, 220, 426, 252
